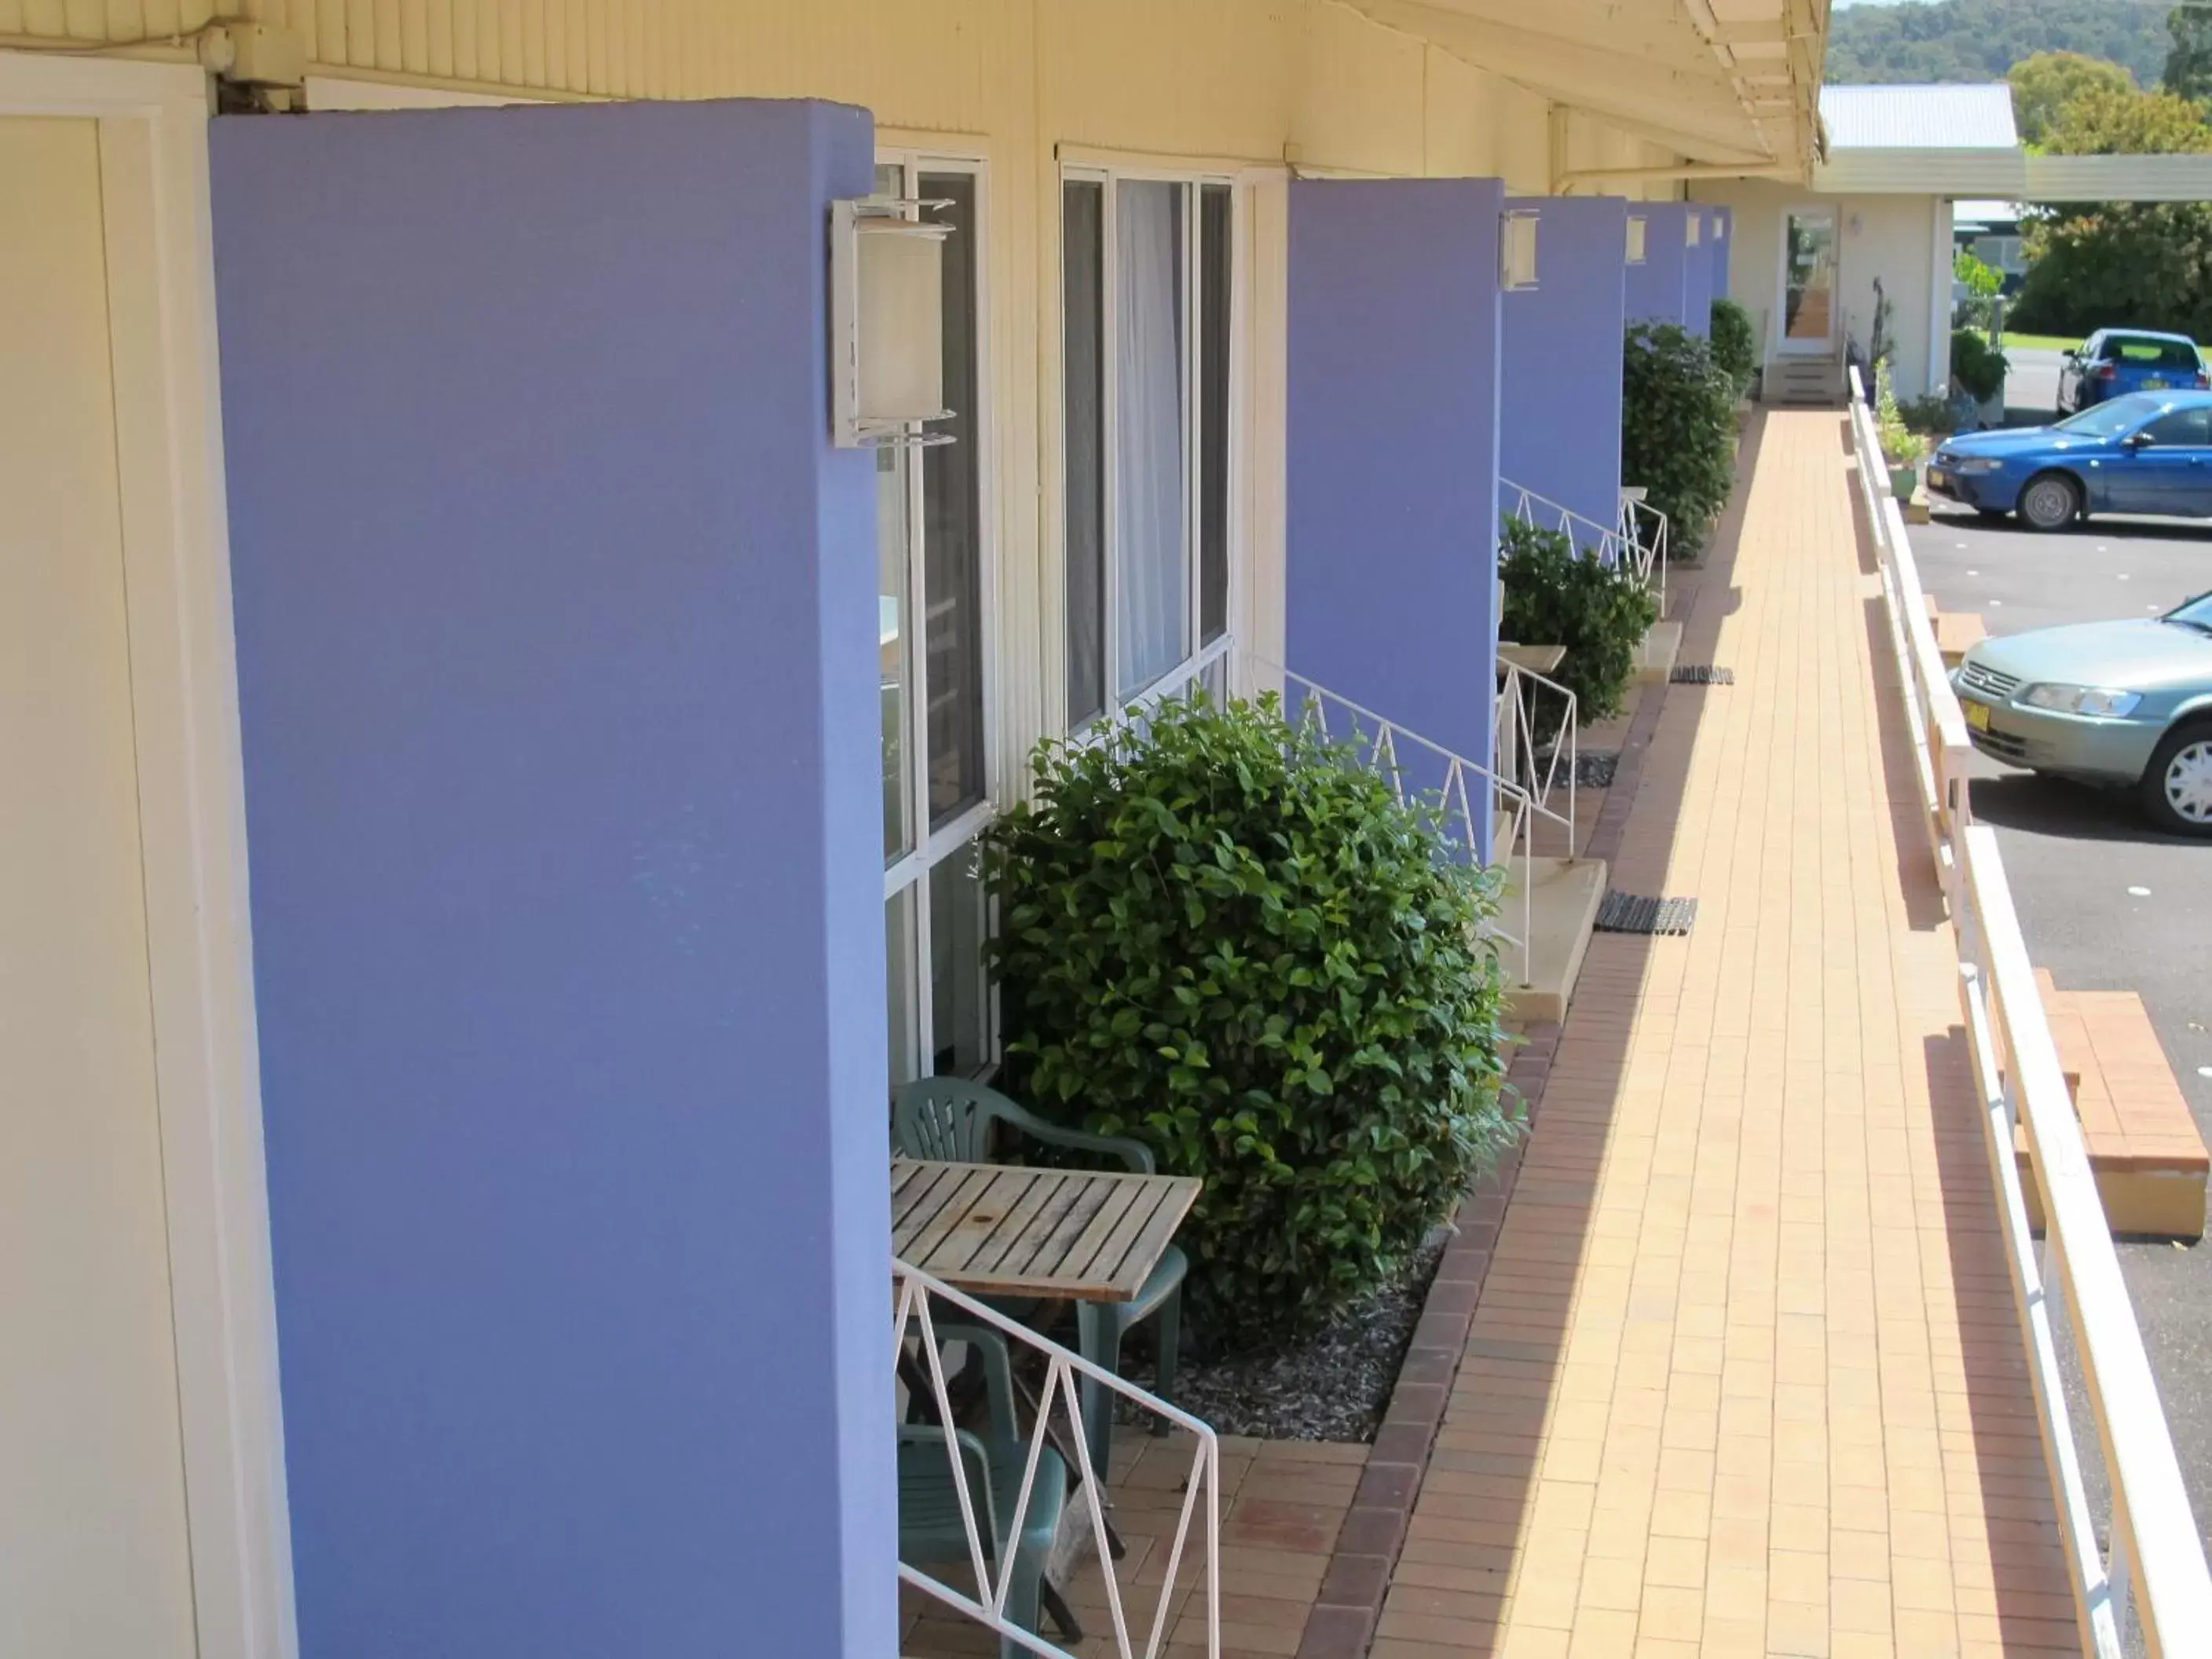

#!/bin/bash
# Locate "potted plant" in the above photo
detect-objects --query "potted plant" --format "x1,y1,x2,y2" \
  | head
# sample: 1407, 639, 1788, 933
1874, 363, 1926, 500
1621, 321, 1738, 561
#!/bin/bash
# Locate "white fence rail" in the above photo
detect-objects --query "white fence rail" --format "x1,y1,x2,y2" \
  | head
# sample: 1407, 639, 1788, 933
1848, 365, 2212, 1659
895, 1261, 1221, 1658
1617, 488, 1670, 617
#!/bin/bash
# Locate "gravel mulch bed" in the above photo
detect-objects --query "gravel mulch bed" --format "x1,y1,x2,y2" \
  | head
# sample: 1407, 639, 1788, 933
1113, 1228, 1449, 1443
1532, 747, 1620, 790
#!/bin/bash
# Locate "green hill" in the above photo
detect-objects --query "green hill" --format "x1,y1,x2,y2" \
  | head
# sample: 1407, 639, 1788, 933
1827, 0, 2171, 87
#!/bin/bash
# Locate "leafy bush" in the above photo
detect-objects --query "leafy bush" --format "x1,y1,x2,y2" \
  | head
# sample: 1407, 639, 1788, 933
982, 694, 1518, 1343
1621, 321, 1738, 560
1950, 329, 2010, 403
1708, 298, 1758, 399
1898, 393, 1957, 435
1499, 517, 1660, 728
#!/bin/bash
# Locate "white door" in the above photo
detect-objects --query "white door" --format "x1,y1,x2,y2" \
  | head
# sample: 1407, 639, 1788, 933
0, 113, 201, 1658
1778, 207, 1838, 356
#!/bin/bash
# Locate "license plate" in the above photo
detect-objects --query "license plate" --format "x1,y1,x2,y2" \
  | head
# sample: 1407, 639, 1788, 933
1964, 701, 1991, 732
1929, 469, 1949, 489
2144, 378, 2168, 390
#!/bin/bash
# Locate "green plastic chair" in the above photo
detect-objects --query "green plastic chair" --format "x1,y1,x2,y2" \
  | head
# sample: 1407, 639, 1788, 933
898, 1322, 1067, 1659
893, 1076, 1186, 1482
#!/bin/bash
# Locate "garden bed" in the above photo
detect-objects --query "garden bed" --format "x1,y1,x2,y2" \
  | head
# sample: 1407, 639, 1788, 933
1114, 1227, 1448, 1443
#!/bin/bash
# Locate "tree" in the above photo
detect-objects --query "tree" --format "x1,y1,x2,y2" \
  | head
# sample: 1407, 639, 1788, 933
2009, 51, 2137, 146
2170, 2, 2212, 99
2009, 83, 2212, 340
1826, 0, 2170, 89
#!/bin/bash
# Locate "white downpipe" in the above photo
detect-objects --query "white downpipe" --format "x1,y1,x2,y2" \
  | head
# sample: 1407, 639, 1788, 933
1847, 365, 2212, 1659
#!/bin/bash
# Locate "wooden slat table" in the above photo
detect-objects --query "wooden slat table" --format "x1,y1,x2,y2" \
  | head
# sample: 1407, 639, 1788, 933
892, 1157, 1199, 1303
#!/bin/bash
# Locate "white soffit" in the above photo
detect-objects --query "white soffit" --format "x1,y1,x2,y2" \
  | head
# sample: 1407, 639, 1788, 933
1349, 0, 1828, 175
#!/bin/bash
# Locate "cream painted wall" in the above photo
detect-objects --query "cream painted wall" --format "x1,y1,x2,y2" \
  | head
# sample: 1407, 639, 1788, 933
1694, 177, 1950, 400
5, 0, 1679, 784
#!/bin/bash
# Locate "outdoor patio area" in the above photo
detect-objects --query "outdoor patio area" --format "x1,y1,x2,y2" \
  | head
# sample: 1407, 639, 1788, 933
894, 410, 2091, 1658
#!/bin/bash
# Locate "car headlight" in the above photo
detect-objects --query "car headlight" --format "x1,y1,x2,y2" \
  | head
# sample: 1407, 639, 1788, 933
2021, 683, 2143, 717
1951, 457, 2005, 474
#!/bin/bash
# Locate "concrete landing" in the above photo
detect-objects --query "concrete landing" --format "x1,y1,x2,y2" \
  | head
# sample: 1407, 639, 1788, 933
1632, 619, 1683, 685
1498, 854, 1607, 1026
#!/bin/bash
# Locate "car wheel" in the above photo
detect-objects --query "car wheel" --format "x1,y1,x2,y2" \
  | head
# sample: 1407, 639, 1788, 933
2140, 722, 2212, 837
2017, 472, 2081, 532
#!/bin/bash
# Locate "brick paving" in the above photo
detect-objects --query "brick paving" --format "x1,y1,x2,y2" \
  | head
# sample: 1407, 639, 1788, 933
1368, 411, 2075, 1658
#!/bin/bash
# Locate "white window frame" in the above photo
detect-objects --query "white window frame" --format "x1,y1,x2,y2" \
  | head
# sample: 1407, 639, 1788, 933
1060, 162, 1247, 729
877, 146, 1000, 1083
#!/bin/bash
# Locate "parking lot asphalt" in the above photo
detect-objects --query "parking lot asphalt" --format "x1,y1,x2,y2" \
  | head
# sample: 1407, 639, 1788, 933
1913, 503, 2212, 1548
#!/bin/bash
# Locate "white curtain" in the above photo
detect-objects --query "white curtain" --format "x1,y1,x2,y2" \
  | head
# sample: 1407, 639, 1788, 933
1115, 181, 1188, 697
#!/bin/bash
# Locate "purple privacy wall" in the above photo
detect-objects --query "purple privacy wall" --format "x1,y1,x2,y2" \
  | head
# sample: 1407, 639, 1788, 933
211, 100, 893, 1657
1711, 207, 1734, 302
1625, 201, 1692, 330
1683, 207, 1715, 338
1502, 196, 1628, 540
1287, 178, 1502, 859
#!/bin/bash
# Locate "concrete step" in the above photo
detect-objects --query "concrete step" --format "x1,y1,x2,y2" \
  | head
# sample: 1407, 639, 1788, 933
2016, 969, 2208, 1239
1496, 855, 1607, 1027
1764, 356, 1842, 408
1633, 620, 1683, 685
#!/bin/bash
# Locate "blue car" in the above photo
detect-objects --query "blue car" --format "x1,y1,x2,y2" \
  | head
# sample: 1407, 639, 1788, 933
2056, 329, 2207, 412
1927, 391, 2212, 531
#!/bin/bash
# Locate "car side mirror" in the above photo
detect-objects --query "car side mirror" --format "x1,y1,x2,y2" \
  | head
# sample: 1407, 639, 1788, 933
2123, 431, 2152, 449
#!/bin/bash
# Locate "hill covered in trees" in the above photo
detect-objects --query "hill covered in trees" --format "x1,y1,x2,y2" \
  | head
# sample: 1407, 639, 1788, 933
1827, 0, 2171, 87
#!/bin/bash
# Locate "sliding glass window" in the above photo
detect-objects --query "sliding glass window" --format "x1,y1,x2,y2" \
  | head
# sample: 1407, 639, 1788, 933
880, 155, 994, 1086
1063, 170, 1238, 730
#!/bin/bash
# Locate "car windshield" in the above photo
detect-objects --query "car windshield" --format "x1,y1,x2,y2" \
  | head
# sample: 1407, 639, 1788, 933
2053, 395, 2159, 438
2103, 335, 2201, 370
2165, 592, 2212, 635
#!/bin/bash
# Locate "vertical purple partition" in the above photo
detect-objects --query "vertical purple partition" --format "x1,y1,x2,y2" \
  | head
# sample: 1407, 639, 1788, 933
212, 100, 892, 1657
1502, 196, 1628, 539
1625, 201, 1692, 329
1683, 207, 1715, 338
1287, 178, 1503, 858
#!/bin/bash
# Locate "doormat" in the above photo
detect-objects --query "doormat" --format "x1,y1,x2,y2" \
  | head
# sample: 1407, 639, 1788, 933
1595, 892, 1698, 936
1670, 665, 1734, 685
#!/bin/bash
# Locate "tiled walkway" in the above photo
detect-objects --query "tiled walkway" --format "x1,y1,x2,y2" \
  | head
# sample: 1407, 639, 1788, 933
1377, 412, 2075, 1658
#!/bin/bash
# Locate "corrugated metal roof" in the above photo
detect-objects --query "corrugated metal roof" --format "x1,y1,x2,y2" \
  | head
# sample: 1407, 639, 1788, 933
1819, 84, 2020, 151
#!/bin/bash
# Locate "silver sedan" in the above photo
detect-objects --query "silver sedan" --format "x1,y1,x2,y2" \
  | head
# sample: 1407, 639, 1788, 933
1952, 591, 2212, 836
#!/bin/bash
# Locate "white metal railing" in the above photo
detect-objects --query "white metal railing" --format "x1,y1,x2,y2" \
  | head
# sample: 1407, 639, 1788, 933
1500, 478, 1632, 567
1617, 487, 1671, 617
1499, 478, 1665, 617
1848, 365, 2212, 1659
894, 1261, 1221, 1659
1243, 655, 1567, 993
1494, 655, 1577, 855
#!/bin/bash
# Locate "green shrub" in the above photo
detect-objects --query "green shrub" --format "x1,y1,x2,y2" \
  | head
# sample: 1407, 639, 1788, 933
1950, 329, 2010, 404
1708, 298, 1758, 399
1621, 321, 1738, 559
1873, 364, 1925, 467
1499, 516, 1660, 728
982, 694, 1518, 1344
1897, 393, 1957, 436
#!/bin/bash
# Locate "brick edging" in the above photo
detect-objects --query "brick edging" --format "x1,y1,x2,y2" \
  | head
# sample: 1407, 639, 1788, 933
1294, 665, 1675, 1657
